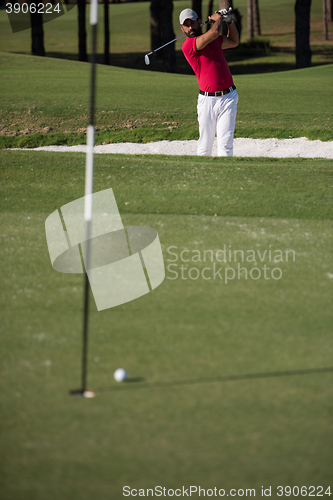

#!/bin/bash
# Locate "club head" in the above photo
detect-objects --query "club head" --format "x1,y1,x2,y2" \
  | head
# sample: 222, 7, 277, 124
144, 54, 150, 65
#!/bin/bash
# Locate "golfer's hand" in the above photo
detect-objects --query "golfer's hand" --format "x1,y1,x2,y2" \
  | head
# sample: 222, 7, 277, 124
218, 8, 233, 24
208, 12, 223, 24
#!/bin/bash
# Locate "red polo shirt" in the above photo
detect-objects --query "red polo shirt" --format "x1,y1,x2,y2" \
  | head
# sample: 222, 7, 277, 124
182, 35, 234, 93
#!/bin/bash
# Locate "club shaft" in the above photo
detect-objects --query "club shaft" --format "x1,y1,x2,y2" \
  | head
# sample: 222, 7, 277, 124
147, 20, 208, 57
148, 33, 186, 56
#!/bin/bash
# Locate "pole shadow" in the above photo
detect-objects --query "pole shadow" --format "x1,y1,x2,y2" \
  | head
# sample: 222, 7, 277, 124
96, 367, 333, 393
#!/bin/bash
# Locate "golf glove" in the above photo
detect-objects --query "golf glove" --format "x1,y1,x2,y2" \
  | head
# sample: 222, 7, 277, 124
217, 8, 233, 24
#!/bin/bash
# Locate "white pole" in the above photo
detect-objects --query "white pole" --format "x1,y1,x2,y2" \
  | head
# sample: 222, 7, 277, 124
80, 0, 99, 397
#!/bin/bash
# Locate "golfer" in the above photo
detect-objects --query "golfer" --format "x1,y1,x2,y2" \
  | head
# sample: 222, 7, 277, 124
179, 8, 239, 156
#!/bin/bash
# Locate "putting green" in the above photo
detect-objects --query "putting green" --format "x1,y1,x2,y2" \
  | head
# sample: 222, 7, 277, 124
1, 151, 332, 498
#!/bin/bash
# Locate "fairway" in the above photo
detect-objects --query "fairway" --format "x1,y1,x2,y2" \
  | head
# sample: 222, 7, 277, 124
1, 151, 332, 499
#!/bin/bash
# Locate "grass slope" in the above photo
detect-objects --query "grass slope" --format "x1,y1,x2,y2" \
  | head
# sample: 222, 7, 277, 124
1, 52, 333, 148
0, 151, 332, 499
1, 0, 332, 73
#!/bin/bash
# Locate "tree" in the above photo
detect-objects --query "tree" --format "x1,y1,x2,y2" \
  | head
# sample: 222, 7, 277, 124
206, 0, 215, 30
150, 0, 176, 72
323, 0, 328, 39
78, 0, 87, 62
295, 0, 312, 68
219, 0, 242, 40
247, 0, 253, 40
104, 0, 110, 64
329, 0, 333, 21
191, 0, 204, 34
247, 0, 261, 41
192, 0, 202, 20
30, 11, 45, 56
323, 0, 332, 39
253, 0, 261, 36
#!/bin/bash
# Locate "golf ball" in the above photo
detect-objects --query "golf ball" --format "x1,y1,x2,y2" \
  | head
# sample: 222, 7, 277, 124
114, 368, 127, 382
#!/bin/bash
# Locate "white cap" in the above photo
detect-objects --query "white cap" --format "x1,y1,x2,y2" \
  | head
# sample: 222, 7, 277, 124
179, 8, 198, 25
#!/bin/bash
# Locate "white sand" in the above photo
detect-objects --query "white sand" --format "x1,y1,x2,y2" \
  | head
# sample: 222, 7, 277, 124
20, 137, 333, 158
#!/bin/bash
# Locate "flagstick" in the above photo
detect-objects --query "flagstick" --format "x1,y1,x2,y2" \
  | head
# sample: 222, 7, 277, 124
71, 0, 98, 398
81, 126, 94, 395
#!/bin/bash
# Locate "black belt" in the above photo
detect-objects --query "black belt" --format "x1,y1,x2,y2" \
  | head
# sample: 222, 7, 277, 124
199, 85, 236, 97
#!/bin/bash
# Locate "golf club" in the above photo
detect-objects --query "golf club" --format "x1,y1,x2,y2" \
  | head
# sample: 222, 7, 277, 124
144, 21, 208, 66
144, 9, 232, 65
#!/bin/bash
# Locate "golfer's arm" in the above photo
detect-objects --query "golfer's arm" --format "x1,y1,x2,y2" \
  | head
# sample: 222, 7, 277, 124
222, 22, 239, 49
195, 19, 223, 52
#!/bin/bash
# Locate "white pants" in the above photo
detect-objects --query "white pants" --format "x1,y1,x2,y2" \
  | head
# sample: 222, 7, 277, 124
197, 90, 238, 157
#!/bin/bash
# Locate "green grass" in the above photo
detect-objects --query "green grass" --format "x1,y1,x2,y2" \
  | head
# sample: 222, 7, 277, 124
1, 0, 332, 73
1, 150, 333, 498
1, 52, 333, 148
1, 0, 332, 147
1, 1, 333, 492
1, 151, 333, 219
